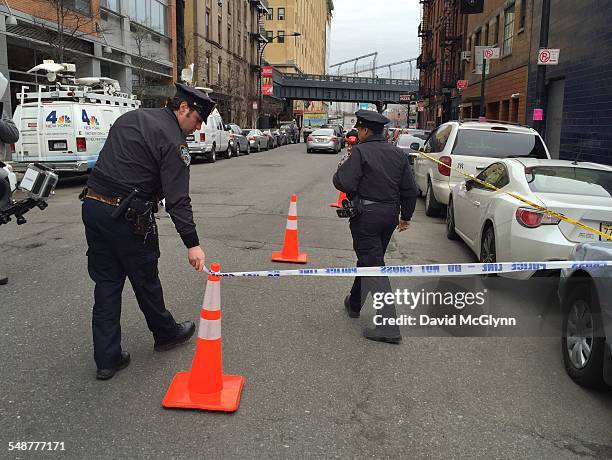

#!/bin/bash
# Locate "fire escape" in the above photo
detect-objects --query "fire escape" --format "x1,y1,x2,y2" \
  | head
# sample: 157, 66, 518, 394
417, 0, 434, 100
439, 0, 462, 92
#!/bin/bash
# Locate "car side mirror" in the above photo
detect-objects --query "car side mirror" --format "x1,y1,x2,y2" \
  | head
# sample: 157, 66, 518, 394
410, 143, 420, 150
465, 179, 475, 191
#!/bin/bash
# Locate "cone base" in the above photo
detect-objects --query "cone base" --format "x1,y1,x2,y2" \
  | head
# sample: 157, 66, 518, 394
328, 202, 342, 208
162, 372, 244, 412
271, 251, 308, 264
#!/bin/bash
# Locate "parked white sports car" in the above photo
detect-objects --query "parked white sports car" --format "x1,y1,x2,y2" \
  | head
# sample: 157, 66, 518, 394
446, 158, 612, 279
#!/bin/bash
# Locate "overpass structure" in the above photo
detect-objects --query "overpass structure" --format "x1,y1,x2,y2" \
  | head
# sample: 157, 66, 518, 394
270, 69, 419, 111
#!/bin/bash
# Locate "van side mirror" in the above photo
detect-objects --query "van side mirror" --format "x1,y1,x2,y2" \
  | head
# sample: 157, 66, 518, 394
224, 124, 231, 131
410, 143, 420, 150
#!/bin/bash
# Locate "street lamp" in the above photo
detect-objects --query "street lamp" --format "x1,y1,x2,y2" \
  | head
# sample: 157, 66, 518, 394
1, 0, 17, 26
258, 32, 301, 128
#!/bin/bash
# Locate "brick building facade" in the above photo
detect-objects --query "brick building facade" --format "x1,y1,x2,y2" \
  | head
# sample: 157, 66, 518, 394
460, 0, 533, 124
526, 0, 612, 163
418, 0, 466, 130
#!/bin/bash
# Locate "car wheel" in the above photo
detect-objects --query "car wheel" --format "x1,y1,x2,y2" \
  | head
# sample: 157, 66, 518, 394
256, 142, 260, 152
307, 148, 312, 153
446, 196, 459, 240
208, 145, 216, 163
425, 180, 441, 217
480, 224, 496, 264
245, 144, 250, 155
225, 145, 232, 159
561, 283, 605, 388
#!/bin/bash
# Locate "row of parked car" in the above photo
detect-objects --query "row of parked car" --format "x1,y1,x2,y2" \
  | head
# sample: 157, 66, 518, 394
185, 109, 299, 163
394, 119, 612, 389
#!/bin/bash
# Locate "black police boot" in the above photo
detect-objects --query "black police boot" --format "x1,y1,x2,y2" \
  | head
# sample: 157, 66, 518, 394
363, 327, 402, 344
154, 321, 196, 352
344, 295, 360, 318
96, 351, 131, 380
0, 276, 8, 285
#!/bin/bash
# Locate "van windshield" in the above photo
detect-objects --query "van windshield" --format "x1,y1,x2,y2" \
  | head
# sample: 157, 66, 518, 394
452, 130, 549, 159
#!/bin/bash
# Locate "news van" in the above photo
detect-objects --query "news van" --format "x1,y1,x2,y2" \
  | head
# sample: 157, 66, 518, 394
11, 61, 140, 174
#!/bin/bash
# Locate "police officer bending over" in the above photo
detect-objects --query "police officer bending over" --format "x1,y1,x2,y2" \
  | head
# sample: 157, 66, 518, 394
333, 110, 418, 344
82, 83, 213, 380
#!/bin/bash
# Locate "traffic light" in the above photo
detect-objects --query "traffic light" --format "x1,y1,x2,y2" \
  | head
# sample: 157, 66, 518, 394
460, 0, 484, 14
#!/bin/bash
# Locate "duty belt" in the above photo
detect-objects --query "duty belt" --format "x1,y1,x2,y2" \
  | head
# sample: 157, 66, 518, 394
83, 188, 121, 207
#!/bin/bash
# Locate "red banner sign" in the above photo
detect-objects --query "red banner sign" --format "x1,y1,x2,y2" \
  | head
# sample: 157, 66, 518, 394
457, 80, 469, 90
262, 66, 273, 95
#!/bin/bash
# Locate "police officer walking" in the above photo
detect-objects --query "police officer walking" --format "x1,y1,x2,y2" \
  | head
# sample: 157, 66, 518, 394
333, 110, 418, 344
82, 83, 213, 380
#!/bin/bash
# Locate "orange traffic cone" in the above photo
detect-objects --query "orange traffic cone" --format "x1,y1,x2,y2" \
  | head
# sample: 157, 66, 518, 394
162, 263, 244, 412
272, 194, 308, 264
329, 191, 347, 208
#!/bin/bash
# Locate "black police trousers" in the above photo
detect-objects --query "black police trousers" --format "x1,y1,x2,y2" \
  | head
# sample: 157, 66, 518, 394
349, 202, 401, 336
82, 198, 179, 369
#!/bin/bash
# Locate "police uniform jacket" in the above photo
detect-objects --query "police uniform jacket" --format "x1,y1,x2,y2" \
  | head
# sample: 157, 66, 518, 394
333, 134, 418, 221
87, 107, 199, 248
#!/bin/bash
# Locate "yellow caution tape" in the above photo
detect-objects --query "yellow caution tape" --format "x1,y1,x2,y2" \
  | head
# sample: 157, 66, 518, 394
416, 149, 612, 241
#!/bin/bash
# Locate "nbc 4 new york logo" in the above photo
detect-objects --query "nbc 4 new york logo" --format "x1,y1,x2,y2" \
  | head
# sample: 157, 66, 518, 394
81, 109, 100, 127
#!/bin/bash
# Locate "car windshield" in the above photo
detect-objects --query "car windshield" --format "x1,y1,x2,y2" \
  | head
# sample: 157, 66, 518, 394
526, 166, 612, 197
312, 129, 335, 136
452, 130, 548, 159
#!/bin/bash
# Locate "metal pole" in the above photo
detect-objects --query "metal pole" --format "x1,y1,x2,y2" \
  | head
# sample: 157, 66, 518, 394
533, 0, 551, 133
479, 50, 486, 118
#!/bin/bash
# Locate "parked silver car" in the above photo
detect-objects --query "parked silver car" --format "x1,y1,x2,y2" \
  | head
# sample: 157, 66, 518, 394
228, 124, 250, 156
559, 242, 612, 388
244, 129, 268, 152
306, 128, 342, 154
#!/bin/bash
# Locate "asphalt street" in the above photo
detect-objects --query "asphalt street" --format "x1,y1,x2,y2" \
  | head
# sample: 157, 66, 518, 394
1, 142, 612, 459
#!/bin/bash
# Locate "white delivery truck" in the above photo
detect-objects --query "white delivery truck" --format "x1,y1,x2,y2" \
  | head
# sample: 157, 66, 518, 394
11, 61, 140, 174
185, 87, 231, 163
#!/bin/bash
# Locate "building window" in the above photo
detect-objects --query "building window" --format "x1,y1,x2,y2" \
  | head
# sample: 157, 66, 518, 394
503, 4, 515, 56
244, 35, 247, 58
206, 55, 211, 83
266, 8, 273, 20
228, 25, 231, 51
218, 58, 222, 83
100, 0, 120, 13
494, 16, 500, 45
277, 30, 285, 43
205, 11, 210, 39
238, 32, 241, 56
218, 16, 222, 43
65, 0, 91, 14
128, 0, 168, 35
278, 8, 285, 20
519, 0, 527, 29
265, 30, 273, 42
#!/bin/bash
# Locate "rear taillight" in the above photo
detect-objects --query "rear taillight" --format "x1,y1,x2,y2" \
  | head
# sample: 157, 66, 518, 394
347, 136, 358, 145
200, 133, 206, 142
76, 137, 86, 152
248, 136, 255, 140
331, 137, 338, 142
515, 207, 561, 228
9, 143, 15, 153
307, 136, 314, 142
438, 155, 452, 176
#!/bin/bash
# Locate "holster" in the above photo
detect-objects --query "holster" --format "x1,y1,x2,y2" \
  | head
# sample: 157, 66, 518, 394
336, 196, 363, 219
124, 197, 156, 236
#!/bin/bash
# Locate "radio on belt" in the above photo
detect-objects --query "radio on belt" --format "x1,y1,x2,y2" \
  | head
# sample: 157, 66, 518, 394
19, 163, 58, 200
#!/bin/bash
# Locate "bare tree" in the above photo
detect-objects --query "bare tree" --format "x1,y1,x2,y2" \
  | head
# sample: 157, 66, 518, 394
34, 0, 100, 64
130, 23, 166, 103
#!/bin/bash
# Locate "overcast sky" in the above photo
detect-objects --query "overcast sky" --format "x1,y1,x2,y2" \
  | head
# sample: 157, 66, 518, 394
329, 0, 420, 74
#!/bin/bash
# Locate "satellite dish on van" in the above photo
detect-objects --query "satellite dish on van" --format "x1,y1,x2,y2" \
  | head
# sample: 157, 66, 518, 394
181, 64, 194, 84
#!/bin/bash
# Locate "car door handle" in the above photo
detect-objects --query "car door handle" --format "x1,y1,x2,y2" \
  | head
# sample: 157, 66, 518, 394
472, 201, 481, 207
476, 165, 486, 170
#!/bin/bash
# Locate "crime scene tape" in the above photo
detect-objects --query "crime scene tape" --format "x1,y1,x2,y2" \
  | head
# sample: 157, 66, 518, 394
416, 149, 612, 242
206, 260, 611, 278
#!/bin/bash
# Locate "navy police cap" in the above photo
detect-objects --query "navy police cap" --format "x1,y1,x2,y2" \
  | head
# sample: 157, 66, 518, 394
174, 83, 216, 120
354, 109, 390, 129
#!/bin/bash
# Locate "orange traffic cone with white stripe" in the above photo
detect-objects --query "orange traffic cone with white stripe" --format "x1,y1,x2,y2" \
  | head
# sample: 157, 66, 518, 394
162, 263, 244, 412
272, 194, 308, 264
329, 191, 347, 208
